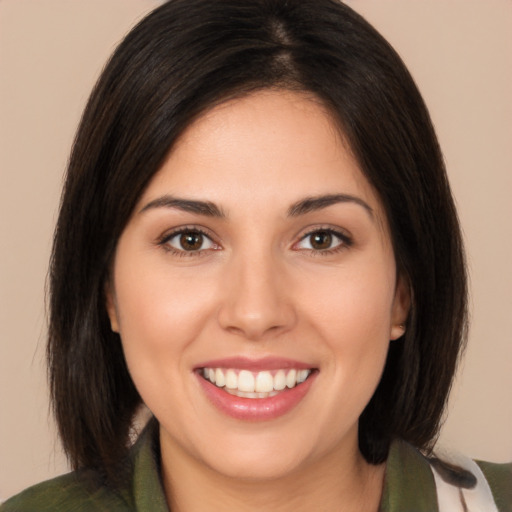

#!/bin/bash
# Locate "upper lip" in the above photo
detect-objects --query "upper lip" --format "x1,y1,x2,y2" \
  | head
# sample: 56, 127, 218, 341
195, 356, 315, 372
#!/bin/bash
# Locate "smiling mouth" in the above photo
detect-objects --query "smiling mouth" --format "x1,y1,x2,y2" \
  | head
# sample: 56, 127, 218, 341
200, 367, 314, 399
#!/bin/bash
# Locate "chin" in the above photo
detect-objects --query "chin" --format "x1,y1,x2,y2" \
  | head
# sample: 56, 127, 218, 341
205, 448, 310, 482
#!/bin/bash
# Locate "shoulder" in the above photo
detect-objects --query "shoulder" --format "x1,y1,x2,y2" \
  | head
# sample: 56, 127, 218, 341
382, 440, 512, 512
381, 439, 438, 511
429, 450, 512, 512
0, 419, 165, 512
0, 471, 133, 512
476, 460, 512, 512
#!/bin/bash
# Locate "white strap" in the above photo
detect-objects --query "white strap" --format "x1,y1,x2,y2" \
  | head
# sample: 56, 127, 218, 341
431, 466, 466, 512
430, 451, 499, 512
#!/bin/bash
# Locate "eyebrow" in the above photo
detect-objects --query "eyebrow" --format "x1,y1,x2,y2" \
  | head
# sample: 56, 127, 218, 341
139, 192, 373, 219
287, 194, 374, 218
139, 195, 226, 217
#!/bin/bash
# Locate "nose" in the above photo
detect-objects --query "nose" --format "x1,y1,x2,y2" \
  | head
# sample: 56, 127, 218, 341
217, 250, 296, 341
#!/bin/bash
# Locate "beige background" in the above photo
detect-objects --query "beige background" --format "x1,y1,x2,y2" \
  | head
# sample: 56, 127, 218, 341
1, 0, 511, 501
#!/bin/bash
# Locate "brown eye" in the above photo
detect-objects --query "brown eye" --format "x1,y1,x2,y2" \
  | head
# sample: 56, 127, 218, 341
164, 229, 216, 253
309, 231, 333, 250
295, 228, 350, 253
180, 232, 203, 251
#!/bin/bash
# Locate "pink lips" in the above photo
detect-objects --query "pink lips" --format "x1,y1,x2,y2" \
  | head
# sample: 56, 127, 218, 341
195, 356, 313, 372
195, 357, 317, 421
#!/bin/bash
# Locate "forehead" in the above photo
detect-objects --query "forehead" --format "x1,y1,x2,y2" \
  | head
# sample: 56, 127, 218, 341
139, 90, 386, 223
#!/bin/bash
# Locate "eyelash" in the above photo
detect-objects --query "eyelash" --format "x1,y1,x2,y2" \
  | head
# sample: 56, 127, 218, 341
294, 227, 353, 256
158, 226, 219, 257
157, 226, 353, 257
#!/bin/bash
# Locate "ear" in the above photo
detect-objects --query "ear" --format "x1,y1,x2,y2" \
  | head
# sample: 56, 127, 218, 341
105, 281, 120, 333
390, 274, 411, 340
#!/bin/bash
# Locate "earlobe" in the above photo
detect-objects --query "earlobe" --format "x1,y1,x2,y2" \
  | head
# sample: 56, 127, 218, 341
390, 275, 411, 340
105, 282, 120, 333
390, 322, 406, 340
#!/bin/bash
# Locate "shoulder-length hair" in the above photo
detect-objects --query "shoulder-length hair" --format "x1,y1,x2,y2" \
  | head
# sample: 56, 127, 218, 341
48, 0, 467, 480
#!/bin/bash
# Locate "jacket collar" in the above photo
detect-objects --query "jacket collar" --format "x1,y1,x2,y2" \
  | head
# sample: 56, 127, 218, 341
380, 439, 438, 512
130, 421, 438, 512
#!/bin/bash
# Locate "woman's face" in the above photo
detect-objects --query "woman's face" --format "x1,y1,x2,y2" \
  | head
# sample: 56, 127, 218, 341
107, 90, 409, 480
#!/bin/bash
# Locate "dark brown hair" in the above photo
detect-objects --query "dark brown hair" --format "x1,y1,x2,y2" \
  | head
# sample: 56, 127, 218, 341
48, 0, 467, 481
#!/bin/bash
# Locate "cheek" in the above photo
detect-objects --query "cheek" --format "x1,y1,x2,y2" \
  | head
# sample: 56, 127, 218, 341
112, 255, 219, 380
298, 260, 395, 402
300, 259, 396, 342
321, 283, 392, 381
112, 261, 223, 422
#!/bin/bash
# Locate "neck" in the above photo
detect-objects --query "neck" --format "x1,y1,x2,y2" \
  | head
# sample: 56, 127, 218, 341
160, 430, 385, 512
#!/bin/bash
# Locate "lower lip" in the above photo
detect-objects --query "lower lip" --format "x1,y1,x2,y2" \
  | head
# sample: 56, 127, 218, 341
196, 371, 317, 421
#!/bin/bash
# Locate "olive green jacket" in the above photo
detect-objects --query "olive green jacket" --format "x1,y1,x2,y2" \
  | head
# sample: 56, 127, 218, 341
2, 424, 511, 511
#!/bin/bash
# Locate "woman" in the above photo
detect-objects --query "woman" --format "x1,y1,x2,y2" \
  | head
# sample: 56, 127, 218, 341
2, 0, 510, 510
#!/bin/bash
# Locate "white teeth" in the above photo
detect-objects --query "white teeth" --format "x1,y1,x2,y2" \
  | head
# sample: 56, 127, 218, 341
255, 371, 273, 393
297, 369, 309, 383
238, 370, 255, 392
225, 369, 238, 389
215, 368, 225, 387
286, 369, 297, 388
225, 389, 280, 399
274, 370, 286, 391
202, 367, 312, 397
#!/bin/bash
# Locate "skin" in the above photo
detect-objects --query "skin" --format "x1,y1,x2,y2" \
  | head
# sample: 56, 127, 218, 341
107, 90, 409, 512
